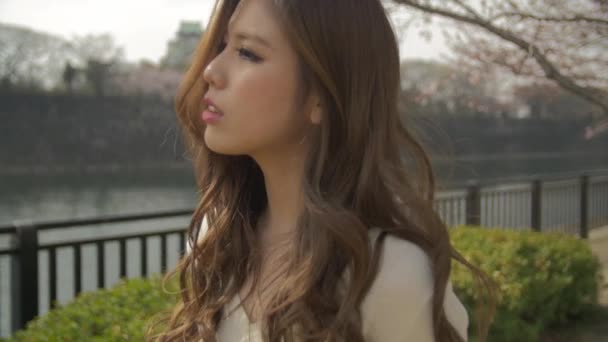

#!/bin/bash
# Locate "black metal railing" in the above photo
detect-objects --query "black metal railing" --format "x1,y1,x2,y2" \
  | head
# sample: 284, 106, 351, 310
1, 170, 607, 337
0, 209, 191, 336
434, 171, 608, 236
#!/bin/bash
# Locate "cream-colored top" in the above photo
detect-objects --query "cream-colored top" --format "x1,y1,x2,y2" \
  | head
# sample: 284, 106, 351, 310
192, 223, 469, 341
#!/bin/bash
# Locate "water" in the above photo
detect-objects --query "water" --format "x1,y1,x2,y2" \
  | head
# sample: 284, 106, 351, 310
0, 167, 197, 224
2, 152, 607, 225
433, 152, 608, 185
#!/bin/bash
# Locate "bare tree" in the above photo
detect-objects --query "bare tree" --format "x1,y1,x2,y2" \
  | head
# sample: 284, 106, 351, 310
0, 24, 69, 91
62, 62, 77, 94
68, 33, 125, 65
0, 25, 133, 95
67, 33, 126, 96
392, 0, 608, 136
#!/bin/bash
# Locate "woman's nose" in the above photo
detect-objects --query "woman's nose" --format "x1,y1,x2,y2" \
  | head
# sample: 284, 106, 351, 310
202, 55, 226, 89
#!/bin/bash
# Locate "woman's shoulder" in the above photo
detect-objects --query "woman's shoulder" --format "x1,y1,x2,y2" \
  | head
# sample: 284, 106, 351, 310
365, 227, 435, 302
361, 227, 469, 341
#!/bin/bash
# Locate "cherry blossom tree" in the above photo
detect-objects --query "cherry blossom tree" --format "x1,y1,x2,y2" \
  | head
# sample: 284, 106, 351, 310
392, 0, 608, 137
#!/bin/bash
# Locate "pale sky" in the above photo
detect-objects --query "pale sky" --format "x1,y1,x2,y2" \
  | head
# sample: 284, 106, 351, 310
0, 0, 448, 63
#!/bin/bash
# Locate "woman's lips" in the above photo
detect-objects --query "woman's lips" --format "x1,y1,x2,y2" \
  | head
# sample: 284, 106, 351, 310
202, 96, 224, 124
202, 109, 223, 124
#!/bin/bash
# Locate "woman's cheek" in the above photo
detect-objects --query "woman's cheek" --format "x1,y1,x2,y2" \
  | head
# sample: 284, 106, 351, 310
238, 72, 288, 125
228, 63, 300, 153
239, 71, 277, 106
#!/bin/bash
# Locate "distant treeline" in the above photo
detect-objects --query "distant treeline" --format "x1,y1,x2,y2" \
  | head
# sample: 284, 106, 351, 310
1, 93, 606, 172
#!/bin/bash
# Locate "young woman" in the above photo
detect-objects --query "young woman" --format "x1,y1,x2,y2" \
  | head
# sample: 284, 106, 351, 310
150, 0, 496, 341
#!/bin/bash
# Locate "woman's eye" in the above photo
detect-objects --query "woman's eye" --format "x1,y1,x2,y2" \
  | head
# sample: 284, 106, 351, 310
237, 48, 262, 63
216, 40, 262, 63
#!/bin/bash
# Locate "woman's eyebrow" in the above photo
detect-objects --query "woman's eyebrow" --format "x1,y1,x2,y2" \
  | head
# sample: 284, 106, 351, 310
226, 25, 273, 50
236, 32, 273, 50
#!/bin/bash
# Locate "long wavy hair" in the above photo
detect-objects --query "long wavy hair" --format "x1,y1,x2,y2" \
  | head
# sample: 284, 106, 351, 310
148, 0, 497, 341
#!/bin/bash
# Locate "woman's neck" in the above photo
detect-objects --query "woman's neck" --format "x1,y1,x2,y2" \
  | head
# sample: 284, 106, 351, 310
252, 145, 308, 245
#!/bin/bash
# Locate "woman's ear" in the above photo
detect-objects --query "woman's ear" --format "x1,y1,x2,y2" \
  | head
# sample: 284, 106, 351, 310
310, 102, 322, 125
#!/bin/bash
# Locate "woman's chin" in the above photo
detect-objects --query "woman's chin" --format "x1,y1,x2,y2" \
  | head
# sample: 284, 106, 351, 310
204, 131, 242, 155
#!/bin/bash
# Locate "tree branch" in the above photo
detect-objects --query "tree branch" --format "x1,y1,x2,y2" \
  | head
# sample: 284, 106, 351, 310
490, 12, 608, 26
452, 0, 482, 19
394, 0, 608, 117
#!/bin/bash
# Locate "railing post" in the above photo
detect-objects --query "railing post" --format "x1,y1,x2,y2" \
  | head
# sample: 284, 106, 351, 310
531, 179, 542, 232
466, 181, 481, 226
580, 175, 589, 239
11, 221, 39, 332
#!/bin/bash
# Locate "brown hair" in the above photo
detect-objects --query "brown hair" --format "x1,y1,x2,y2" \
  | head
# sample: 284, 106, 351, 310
148, 0, 497, 341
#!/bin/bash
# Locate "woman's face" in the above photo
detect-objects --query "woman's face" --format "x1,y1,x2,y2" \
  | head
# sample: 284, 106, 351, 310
202, 0, 317, 158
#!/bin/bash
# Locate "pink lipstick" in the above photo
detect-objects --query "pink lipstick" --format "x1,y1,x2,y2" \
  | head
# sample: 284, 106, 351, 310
202, 109, 223, 123
202, 97, 224, 124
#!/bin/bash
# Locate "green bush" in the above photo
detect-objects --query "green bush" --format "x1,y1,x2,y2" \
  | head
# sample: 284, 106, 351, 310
2, 274, 179, 342
450, 225, 602, 342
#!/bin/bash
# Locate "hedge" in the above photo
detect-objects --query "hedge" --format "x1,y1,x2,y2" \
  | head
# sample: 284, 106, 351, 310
3, 226, 602, 341
1, 275, 179, 342
450, 225, 602, 342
